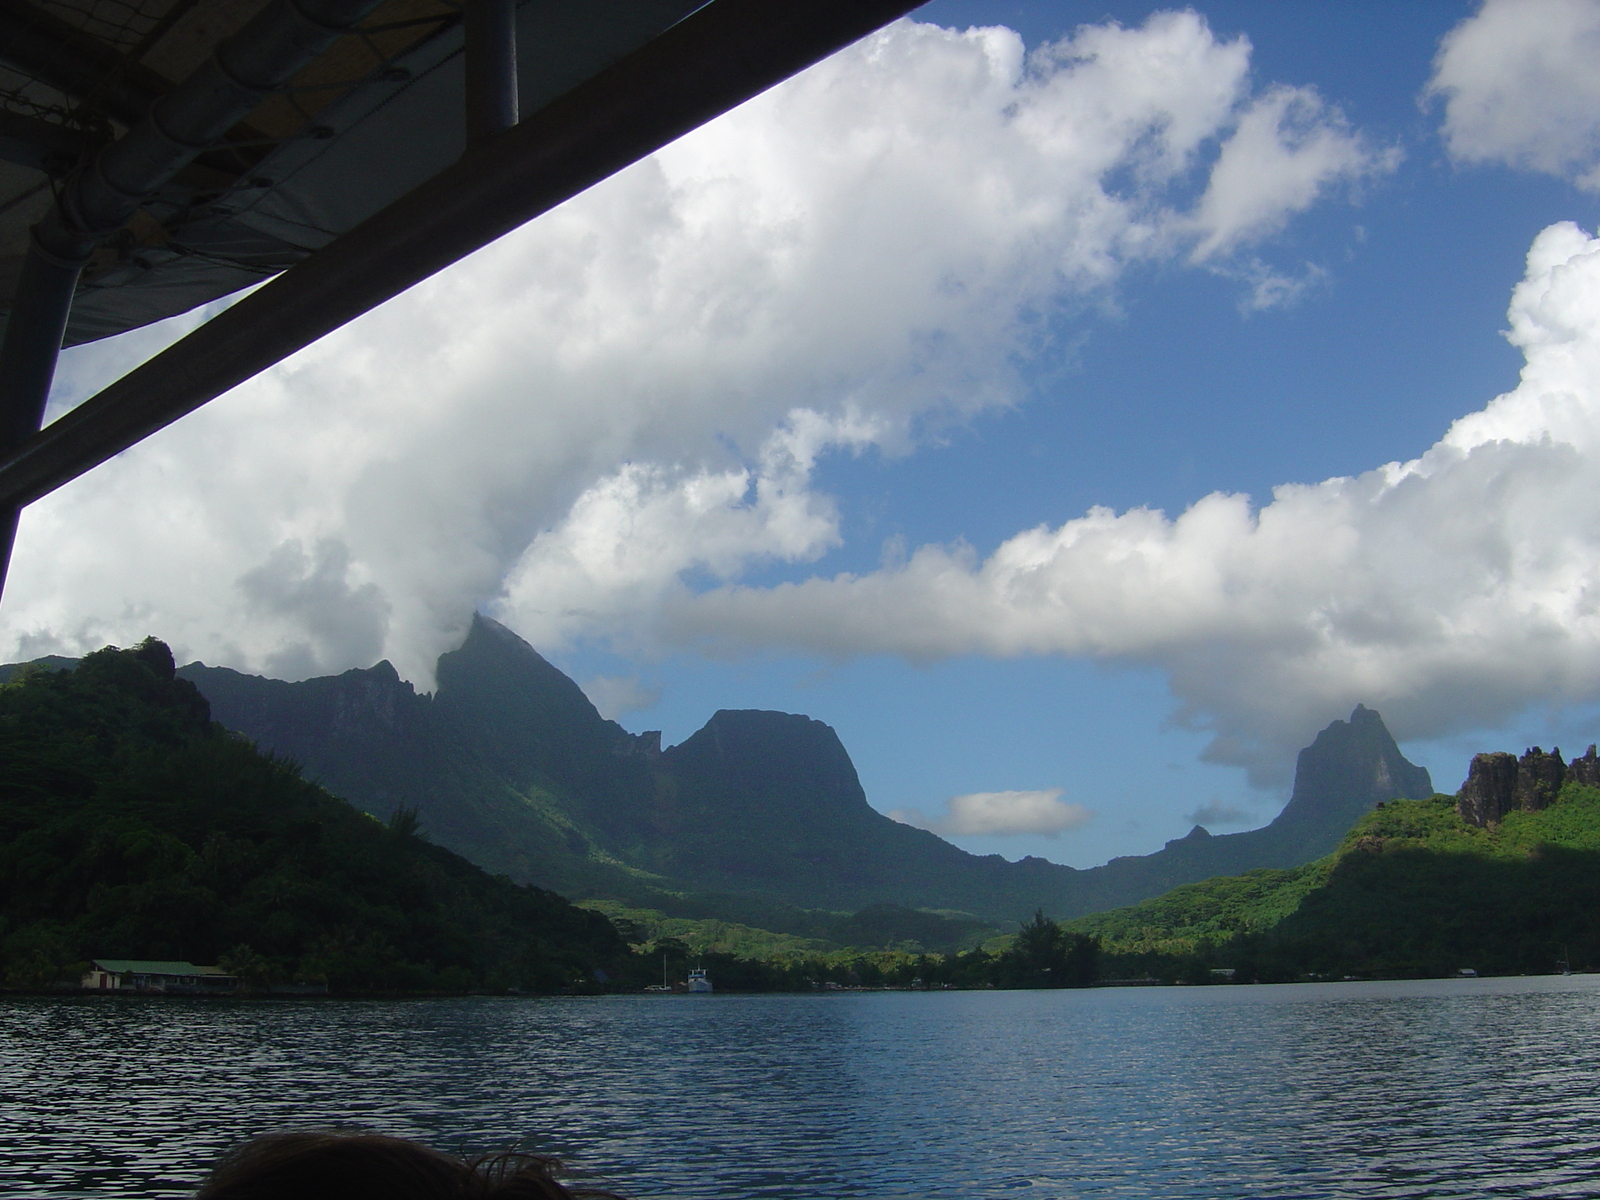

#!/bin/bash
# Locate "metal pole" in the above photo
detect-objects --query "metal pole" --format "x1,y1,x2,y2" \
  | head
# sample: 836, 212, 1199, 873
0, 230, 85, 452
464, 0, 518, 149
0, 228, 88, 587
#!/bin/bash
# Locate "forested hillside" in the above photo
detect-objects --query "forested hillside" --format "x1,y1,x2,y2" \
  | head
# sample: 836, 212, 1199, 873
1068, 777, 1600, 981
12, 636, 1586, 991
0, 640, 629, 991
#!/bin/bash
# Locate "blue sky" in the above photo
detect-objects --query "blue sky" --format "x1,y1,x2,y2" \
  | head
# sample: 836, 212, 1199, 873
558, 0, 1600, 865
10, 0, 1600, 868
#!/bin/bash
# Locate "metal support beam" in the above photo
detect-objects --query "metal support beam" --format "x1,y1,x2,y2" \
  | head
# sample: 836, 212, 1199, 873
0, 227, 87, 585
464, 0, 518, 148
0, 0, 921, 541
0, 0, 391, 594
0, 232, 83, 456
0, 111, 101, 173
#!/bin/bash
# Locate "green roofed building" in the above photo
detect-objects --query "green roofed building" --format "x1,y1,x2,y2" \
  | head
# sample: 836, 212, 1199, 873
82, 960, 237, 994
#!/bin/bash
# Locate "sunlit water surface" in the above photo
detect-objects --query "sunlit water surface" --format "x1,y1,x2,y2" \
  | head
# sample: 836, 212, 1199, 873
4, 976, 1600, 1198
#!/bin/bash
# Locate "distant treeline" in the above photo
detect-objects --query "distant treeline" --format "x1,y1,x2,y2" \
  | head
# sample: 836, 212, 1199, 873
626, 910, 1098, 992
630, 768, 1600, 992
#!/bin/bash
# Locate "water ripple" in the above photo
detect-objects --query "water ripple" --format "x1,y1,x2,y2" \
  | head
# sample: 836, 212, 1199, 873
4, 976, 1600, 1197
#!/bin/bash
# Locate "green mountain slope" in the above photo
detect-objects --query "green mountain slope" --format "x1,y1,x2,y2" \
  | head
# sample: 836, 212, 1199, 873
184, 634, 1082, 924
1134, 704, 1433, 877
15, 618, 1432, 928
650, 708, 1082, 915
175, 621, 667, 900
1069, 776, 1600, 980
0, 640, 628, 991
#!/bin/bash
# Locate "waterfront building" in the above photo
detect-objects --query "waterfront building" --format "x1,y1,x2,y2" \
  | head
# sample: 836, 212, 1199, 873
81, 960, 238, 994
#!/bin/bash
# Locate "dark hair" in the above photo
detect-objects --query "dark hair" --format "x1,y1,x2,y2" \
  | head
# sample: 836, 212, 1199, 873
194, 1131, 622, 1200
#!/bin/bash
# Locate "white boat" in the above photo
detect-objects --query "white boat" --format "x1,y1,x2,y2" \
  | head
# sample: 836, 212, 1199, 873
687, 967, 712, 994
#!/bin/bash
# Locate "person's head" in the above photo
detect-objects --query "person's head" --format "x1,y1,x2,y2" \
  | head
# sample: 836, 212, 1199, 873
194, 1131, 619, 1200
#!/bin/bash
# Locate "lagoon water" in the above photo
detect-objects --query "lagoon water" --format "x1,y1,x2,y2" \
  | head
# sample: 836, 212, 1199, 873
4, 976, 1600, 1198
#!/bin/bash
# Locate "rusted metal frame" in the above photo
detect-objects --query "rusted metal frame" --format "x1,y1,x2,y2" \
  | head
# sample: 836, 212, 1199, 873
0, 0, 921, 547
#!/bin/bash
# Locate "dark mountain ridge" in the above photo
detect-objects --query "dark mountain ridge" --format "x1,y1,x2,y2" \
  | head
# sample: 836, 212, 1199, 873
10, 617, 1434, 926
0, 638, 627, 991
177, 622, 662, 900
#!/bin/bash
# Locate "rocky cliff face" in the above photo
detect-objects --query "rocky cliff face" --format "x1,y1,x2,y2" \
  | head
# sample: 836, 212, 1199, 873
1083, 705, 1434, 904
178, 615, 664, 894
1571, 745, 1600, 788
4, 629, 1439, 927
1272, 704, 1434, 843
663, 709, 868, 821
1458, 752, 1519, 827
1458, 744, 1600, 827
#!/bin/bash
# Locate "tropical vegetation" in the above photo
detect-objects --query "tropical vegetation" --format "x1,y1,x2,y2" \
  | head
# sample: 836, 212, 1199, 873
10, 635, 1596, 995
1069, 787, 1600, 982
0, 639, 628, 992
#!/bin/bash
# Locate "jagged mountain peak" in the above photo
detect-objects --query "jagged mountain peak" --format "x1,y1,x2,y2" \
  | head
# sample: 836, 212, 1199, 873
447, 612, 571, 678
1269, 704, 1432, 841
436, 613, 607, 727
1296, 704, 1429, 793
664, 709, 867, 814
680, 708, 847, 752
463, 611, 537, 655
364, 659, 403, 684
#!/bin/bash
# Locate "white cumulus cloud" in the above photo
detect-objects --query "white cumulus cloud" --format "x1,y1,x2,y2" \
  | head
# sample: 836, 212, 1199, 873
1191, 85, 1393, 261
660, 222, 1600, 786
891, 789, 1093, 837
1184, 801, 1255, 828
1429, 0, 1600, 190
2, 15, 1388, 695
